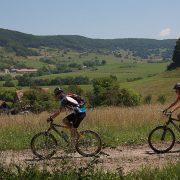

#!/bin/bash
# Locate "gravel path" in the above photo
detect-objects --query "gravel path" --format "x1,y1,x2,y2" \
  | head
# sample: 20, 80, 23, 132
0, 144, 180, 174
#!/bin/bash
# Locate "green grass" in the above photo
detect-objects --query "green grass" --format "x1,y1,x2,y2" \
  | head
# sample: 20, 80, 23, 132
0, 161, 180, 179
0, 105, 175, 150
121, 68, 180, 102
36, 61, 169, 83
0, 81, 4, 87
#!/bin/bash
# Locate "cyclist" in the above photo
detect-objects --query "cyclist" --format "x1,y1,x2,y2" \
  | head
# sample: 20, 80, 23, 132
48, 87, 86, 137
163, 83, 180, 120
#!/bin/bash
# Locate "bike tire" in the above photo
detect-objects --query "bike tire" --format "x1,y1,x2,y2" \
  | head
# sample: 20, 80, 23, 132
75, 130, 102, 157
31, 132, 57, 159
148, 126, 175, 153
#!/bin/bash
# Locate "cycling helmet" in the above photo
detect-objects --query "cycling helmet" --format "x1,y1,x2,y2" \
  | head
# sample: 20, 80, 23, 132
54, 87, 64, 96
173, 83, 180, 90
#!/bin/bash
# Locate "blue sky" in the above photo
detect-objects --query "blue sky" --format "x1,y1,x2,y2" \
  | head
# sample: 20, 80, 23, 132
0, 0, 179, 39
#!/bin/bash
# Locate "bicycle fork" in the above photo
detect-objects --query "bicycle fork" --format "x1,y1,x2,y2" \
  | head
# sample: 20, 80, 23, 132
161, 119, 171, 141
161, 125, 168, 141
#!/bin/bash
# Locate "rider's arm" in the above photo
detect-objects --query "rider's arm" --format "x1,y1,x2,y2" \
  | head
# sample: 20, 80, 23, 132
164, 99, 179, 112
170, 102, 180, 113
50, 106, 64, 119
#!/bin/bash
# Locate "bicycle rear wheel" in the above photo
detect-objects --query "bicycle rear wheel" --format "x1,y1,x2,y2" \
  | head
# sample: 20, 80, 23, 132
31, 132, 57, 159
75, 130, 102, 157
148, 126, 175, 153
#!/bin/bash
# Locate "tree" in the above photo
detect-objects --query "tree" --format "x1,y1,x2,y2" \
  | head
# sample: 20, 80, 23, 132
90, 76, 141, 107
167, 38, 180, 70
92, 76, 120, 106
101, 60, 106, 65
3, 80, 15, 87
67, 85, 83, 95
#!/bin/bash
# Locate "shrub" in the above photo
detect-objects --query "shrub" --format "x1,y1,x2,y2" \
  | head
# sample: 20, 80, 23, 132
143, 94, 152, 104
22, 90, 58, 112
118, 88, 141, 106
92, 76, 120, 106
90, 76, 141, 107
3, 81, 16, 87
66, 85, 84, 95
126, 77, 143, 82
0, 89, 16, 102
157, 95, 166, 104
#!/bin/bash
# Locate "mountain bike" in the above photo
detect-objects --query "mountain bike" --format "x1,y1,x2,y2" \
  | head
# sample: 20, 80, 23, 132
31, 117, 102, 159
148, 112, 180, 153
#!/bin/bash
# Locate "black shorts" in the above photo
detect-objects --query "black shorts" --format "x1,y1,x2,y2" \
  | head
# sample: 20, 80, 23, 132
66, 112, 86, 128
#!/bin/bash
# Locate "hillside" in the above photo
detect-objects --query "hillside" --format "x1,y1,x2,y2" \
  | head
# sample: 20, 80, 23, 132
0, 28, 176, 58
122, 68, 180, 102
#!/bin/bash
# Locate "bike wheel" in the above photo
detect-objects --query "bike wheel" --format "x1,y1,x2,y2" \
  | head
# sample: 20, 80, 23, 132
148, 126, 175, 153
31, 132, 57, 159
75, 130, 102, 157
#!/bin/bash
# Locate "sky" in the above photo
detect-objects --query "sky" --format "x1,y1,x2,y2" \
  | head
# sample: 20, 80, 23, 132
0, 0, 180, 39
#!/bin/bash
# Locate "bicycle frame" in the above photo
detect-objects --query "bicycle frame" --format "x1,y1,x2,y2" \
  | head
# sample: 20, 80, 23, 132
164, 113, 180, 133
46, 121, 69, 143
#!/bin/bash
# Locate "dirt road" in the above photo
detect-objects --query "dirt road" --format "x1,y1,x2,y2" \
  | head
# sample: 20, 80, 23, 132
0, 144, 180, 174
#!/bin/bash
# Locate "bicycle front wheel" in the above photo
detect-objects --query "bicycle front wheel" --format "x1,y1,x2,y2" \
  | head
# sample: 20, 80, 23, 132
148, 126, 175, 153
31, 132, 57, 159
75, 130, 102, 157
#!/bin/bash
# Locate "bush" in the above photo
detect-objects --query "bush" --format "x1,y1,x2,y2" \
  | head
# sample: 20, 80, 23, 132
157, 95, 166, 104
118, 88, 141, 106
0, 74, 13, 81
3, 81, 16, 87
22, 90, 58, 112
127, 77, 143, 82
0, 89, 16, 102
17, 75, 90, 86
143, 94, 152, 104
66, 85, 84, 95
90, 76, 141, 107
92, 76, 120, 106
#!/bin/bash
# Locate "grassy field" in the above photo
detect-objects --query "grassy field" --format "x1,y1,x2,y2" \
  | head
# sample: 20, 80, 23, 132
36, 61, 169, 83
1, 104, 179, 150
122, 68, 180, 101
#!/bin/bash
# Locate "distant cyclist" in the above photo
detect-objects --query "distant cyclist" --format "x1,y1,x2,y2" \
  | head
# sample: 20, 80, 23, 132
48, 87, 86, 137
163, 83, 180, 120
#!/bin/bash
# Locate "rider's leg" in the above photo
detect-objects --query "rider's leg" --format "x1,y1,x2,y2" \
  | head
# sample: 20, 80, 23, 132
62, 113, 86, 138
62, 117, 72, 128
72, 113, 86, 138
62, 115, 78, 138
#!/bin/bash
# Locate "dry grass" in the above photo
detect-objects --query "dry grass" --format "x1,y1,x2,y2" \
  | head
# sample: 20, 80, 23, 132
0, 104, 178, 150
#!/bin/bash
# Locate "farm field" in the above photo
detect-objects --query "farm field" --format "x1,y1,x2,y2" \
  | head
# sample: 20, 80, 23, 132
35, 57, 169, 83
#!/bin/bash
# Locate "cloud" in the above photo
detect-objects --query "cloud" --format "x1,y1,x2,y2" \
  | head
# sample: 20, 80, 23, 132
159, 28, 171, 37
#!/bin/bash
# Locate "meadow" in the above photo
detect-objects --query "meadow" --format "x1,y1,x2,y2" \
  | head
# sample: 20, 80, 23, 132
0, 104, 176, 150
0, 104, 180, 179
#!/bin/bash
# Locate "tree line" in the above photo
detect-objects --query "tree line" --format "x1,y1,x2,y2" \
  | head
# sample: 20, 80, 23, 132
0, 28, 176, 58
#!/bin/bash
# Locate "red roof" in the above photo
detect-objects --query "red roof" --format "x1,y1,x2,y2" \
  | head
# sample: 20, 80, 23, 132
16, 69, 38, 73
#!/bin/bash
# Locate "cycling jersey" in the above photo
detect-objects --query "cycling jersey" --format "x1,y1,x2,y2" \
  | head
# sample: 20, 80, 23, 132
60, 95, 86, 113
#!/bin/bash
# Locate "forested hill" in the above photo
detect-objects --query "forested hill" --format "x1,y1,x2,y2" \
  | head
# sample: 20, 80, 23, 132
0, 28, 177, 57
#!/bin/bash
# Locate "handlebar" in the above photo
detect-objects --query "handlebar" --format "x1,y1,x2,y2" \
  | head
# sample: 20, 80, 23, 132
47, 116, 53, 123
161, 111, 172, 117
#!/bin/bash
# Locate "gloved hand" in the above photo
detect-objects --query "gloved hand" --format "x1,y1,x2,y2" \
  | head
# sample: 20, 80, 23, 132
162, 109, 167, 114
47, 116, 53, 122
